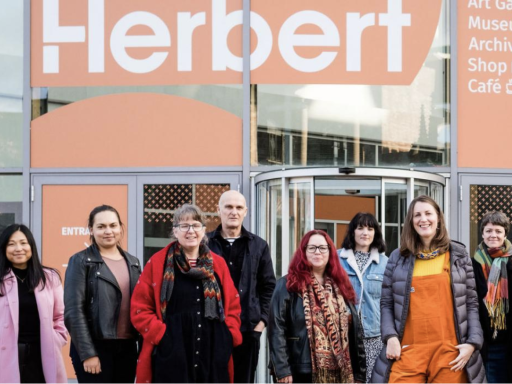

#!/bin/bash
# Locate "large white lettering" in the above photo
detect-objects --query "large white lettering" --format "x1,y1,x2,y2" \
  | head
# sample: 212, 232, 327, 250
41, 0, 412, 75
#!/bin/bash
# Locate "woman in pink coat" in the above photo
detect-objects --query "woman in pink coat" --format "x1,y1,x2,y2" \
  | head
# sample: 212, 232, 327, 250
0, 224, 68, 383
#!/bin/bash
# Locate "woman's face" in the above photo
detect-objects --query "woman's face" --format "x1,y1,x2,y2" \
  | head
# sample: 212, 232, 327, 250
305, 234, 330, 272
173, 217, 205, 252
90, 211, 123, 250
412, 201, 439, 248
354, 225, 375, 252
482, 223, 506, 249
6, 231, 33, 270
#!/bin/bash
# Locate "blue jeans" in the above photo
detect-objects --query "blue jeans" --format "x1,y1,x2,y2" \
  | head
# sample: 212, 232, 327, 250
485, 343, 508, 383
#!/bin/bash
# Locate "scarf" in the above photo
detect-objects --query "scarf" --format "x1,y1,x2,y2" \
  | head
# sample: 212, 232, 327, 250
416, 248, 440, 260
160, 241, 225, 322
473, 239, 511, 338
302, 274, 354, 383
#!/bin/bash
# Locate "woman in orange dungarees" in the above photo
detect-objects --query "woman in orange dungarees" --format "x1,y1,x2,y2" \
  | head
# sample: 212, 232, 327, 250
371, 195, 485, 383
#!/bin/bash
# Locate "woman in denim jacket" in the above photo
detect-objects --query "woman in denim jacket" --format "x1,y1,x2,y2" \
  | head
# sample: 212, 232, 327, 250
338, 212, 387, 383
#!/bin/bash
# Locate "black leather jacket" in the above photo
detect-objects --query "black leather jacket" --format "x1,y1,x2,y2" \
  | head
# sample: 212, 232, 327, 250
64, 244, 141, 361
268, 276, 366, 382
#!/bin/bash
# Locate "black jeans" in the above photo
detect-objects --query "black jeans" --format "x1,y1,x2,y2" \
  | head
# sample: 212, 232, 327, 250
233, 330, 261, 383
70, 339, 137, 383
18, 342, 46, 383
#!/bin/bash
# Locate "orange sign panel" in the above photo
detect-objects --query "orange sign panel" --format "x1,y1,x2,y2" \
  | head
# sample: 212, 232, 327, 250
31, 0, 442, 86
41, 184, 129, 378
458, 0, 512, 168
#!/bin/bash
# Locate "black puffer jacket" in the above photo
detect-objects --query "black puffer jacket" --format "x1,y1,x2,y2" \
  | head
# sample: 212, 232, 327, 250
64, 245, 141, 361
268, 276, 366, 382
372, 241, 485, 383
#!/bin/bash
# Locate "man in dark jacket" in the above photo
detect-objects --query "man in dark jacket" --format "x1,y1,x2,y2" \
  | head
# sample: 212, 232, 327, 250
207, 190, 276, 383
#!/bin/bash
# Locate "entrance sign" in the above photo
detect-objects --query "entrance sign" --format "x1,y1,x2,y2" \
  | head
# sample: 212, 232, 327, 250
31, 0, 442, 86
458, 0, 512, 167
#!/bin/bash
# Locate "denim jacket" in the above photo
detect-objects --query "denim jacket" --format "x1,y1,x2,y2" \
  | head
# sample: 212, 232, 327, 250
338, 248, 388, 338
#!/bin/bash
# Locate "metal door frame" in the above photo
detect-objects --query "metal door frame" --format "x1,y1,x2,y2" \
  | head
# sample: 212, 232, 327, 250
31, 174, 138, 259
459, 174, 512, 247
136, 173, 241, 265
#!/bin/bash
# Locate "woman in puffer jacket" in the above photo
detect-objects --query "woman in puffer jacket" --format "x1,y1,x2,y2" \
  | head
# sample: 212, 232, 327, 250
371, 195, 485, 383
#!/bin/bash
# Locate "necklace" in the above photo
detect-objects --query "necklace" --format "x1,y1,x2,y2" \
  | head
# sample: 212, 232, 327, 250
15, 274, 26, 283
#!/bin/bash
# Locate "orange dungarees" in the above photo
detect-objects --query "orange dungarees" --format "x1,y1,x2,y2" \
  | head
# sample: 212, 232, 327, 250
389, 252, 468, 383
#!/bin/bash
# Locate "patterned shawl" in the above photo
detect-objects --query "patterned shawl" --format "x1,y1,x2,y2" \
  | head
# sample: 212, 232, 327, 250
160, 241, 225, 322
301, 274, 354, 383
473, 239, 511, 337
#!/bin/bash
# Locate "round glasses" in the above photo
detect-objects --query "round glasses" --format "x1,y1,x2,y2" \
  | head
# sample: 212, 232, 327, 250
174, 223, 205, 232
306, 245, 330, 254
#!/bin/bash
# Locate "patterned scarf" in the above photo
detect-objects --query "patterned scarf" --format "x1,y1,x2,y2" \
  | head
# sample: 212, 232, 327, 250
160, 241, 225, 322
473, 239, 511, 338
416, 248, 440, 260
301, 274, 354, 383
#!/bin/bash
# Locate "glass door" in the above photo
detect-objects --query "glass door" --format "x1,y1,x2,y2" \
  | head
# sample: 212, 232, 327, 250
137, 175, 240, 265
461, 175, 512, 256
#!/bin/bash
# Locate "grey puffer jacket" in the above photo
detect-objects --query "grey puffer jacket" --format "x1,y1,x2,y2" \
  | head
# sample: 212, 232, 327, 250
371, 241, 485, 383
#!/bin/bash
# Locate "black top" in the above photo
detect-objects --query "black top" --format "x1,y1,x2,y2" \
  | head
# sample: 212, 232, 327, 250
152, 265, 233, 383
211, 232, 248, 290
12, 267, 41, 344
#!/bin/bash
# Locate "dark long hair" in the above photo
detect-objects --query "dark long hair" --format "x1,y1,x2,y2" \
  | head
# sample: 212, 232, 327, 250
0, 224, 59, 296
341, 212, 386, 253
88, 205, 125, 246
287, 230, 356, 304
400, 195, 450, 256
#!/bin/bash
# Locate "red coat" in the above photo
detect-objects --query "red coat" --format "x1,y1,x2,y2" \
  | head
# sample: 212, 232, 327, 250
131, 243, 242, 383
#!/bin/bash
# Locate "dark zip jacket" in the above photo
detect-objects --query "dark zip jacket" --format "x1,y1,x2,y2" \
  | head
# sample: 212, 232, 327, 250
268, 275, 366, 382
371, 241, 485, 383
64, 244, 141, 361
207, 225, 276, 332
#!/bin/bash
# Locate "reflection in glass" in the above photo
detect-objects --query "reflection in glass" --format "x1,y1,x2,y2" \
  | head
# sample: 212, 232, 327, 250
384, 183, 407, 254
0, 1, 23, 167
257, 180, 282, 278
254, 1, 449, 168
0, 176, 23, 232
289, 182, 312, 256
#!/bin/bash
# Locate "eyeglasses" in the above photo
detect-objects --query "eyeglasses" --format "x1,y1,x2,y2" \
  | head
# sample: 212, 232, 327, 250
306, 245, 330, 254
174, 223, 205, 232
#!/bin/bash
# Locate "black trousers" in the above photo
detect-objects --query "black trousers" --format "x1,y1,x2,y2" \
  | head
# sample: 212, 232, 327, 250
233, 331, 262, 383
70, 339, 137, 383
18, 342, 46, 383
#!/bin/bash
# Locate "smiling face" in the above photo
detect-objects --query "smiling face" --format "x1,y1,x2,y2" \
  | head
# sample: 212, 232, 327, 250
412, 201, 439, 249
354, 225, 375, 252
173, 217, 205, 253
305, 234, 330, 274
482, 223, 506, 249
90, 210, 123, 251
6, 231, 33, 270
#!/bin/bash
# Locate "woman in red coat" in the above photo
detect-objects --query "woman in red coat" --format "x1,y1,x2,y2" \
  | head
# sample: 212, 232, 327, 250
131, 204, 242, 383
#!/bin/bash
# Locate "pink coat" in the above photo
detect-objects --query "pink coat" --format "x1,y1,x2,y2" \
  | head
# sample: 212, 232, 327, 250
0, 270, 68, 383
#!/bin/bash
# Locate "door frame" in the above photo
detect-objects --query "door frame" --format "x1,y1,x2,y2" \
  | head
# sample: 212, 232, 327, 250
136, 173, 241, 264
459, 173, 512, 247
31, 174, 138, 258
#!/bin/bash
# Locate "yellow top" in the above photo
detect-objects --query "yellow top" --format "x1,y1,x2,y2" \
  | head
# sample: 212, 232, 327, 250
413, 252, 448, 277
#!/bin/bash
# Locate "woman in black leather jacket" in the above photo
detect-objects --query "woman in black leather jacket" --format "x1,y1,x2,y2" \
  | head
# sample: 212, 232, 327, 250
64, 205, 141, 383
268, 230, 366, 383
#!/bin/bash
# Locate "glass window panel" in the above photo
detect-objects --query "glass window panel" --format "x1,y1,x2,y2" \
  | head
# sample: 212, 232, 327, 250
414, 183, 429, 198
0, 1, 23, 167
469, 184, 512, 256
0, 175, 23, 231
289, 182, 312, 255
142, 183, 229, 265
253, 1, 449, 168
385, 183, 407, 255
